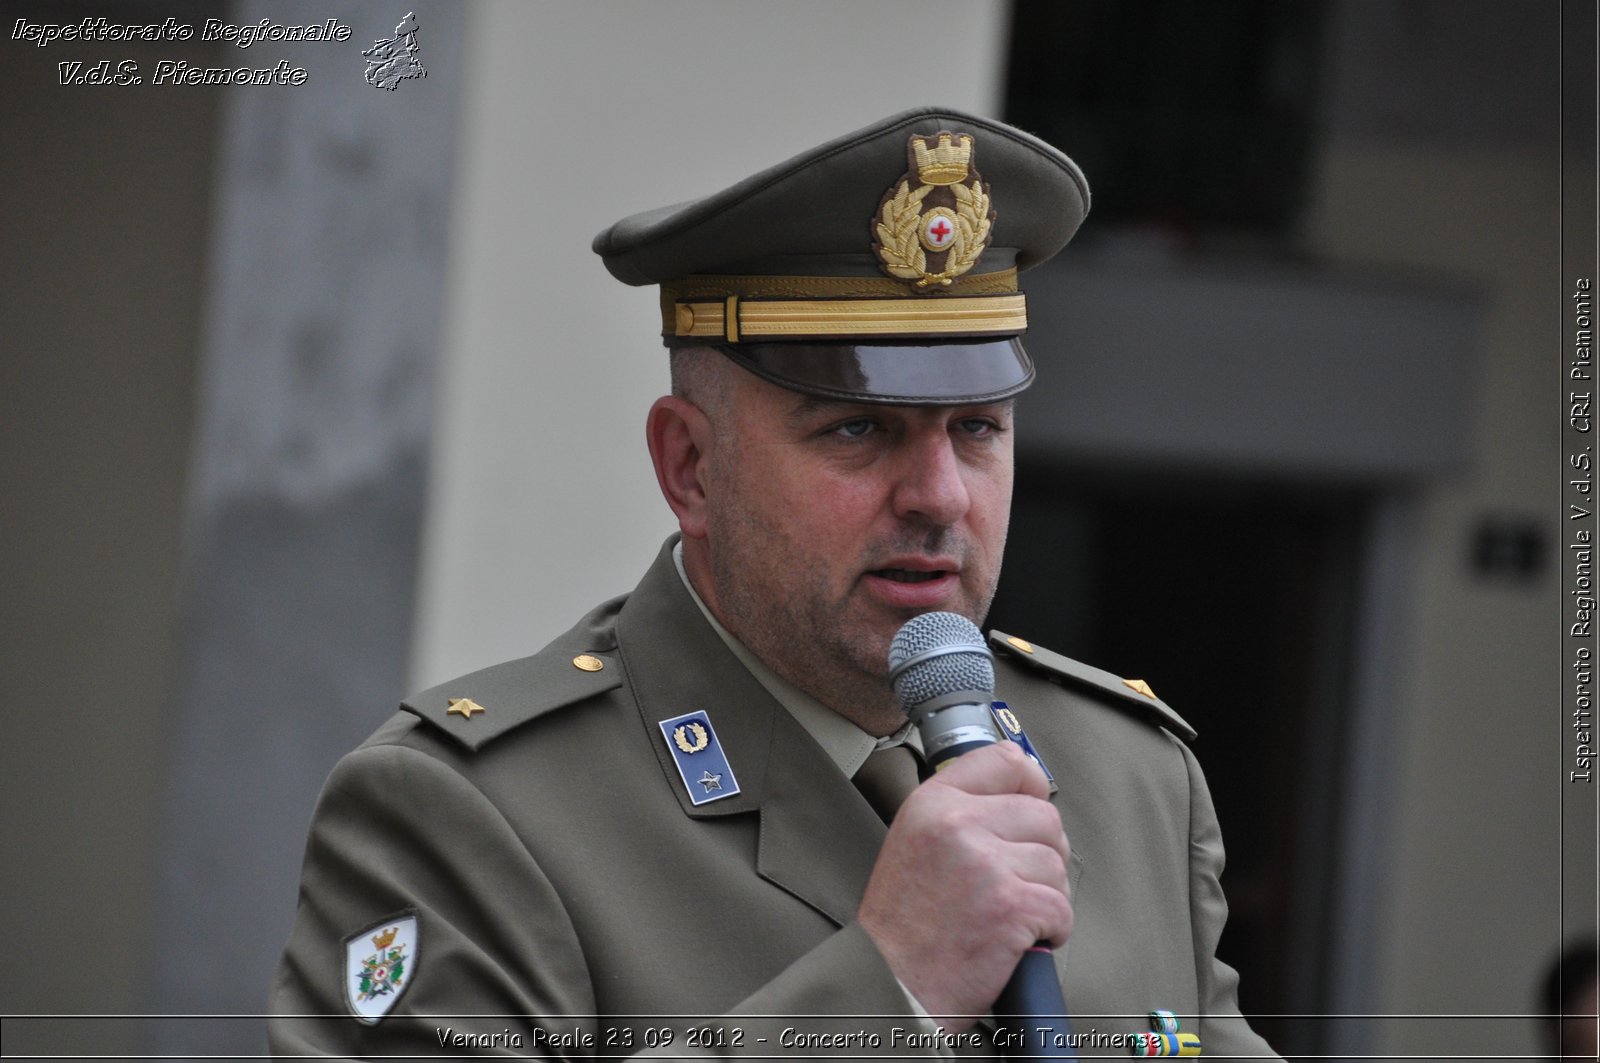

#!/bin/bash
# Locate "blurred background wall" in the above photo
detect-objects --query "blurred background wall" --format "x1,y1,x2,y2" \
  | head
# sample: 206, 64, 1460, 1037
1, 0, 1592, 1058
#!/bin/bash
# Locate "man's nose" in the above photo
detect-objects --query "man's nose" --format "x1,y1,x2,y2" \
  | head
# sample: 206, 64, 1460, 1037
891, 432, 971, 526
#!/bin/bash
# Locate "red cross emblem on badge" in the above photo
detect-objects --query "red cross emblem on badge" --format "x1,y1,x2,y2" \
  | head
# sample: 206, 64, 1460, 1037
923, 212, 956, 250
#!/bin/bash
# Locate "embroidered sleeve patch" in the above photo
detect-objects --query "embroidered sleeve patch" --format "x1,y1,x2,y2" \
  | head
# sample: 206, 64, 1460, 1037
344, 913, 419, 1024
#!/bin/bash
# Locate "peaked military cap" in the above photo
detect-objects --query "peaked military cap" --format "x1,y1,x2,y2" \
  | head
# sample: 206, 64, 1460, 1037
592, 106, 1089, 405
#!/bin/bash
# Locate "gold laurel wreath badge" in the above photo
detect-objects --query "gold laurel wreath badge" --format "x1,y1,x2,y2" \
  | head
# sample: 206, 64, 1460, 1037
873, 178, 992, 289
874, 180, 932, 281
949, 179, 992, 277
674, 722, 709, 754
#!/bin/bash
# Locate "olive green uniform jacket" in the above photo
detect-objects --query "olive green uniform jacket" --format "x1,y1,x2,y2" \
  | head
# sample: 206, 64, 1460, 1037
269, 540, 1279, 1060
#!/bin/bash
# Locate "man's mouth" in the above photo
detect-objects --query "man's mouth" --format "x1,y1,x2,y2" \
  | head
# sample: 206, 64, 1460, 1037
871, 568, 948, 584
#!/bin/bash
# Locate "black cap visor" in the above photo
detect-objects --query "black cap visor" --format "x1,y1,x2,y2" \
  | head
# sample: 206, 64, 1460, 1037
713, 338, 1034, 406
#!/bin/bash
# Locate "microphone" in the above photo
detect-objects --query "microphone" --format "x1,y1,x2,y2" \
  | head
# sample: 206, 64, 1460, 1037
888, 612, 1077, 1063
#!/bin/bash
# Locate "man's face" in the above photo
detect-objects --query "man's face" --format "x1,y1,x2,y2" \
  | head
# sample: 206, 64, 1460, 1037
698, 366, 1014, 724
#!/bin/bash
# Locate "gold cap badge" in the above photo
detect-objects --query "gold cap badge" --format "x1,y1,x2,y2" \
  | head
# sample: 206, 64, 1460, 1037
872, 132, 995, 293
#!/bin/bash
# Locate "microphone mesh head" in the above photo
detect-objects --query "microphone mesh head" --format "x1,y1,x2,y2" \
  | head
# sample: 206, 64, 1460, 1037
887, 612, 995, 711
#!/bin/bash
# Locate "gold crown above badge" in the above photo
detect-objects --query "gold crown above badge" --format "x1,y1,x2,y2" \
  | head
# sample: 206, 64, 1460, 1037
912, 133, 973, 185
872, 131, 995, 292
372, 927, 398, 949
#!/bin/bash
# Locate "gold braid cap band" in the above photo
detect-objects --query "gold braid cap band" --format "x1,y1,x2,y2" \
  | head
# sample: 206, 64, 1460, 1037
661, 268, 1024, 343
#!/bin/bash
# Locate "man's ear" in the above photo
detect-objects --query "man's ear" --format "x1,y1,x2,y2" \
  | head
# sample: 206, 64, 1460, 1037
646, 396, 715, 540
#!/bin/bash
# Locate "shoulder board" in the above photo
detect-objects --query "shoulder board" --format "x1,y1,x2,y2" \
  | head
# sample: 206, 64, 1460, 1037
988, 629, 1197, 743
401, 594, 626, 752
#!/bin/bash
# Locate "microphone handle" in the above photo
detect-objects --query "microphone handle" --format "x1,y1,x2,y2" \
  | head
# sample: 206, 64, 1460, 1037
993, 944, 1077, 1061
918, 710, 1078, 1062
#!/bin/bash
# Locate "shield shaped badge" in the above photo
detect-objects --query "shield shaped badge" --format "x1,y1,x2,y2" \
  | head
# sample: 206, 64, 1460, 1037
344, 914, 419, 1024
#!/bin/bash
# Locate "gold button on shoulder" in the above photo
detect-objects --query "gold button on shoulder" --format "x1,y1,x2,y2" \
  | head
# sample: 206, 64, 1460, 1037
1006, 636, 1034, 654
1122, 678, 1157, 700
675, 305, 695, 334
572, 654, 605, 672
446, 697, 485, 719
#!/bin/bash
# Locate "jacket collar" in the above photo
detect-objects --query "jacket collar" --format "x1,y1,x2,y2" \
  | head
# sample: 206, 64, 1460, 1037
617, 537, 885, 926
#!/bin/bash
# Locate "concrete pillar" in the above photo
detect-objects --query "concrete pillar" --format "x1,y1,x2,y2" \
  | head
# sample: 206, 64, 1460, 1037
151, 3, 462, 1054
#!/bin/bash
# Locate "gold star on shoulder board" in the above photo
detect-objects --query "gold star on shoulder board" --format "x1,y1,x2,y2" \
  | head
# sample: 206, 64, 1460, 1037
446, 697, 485, 720
1122, 678, 1157, 701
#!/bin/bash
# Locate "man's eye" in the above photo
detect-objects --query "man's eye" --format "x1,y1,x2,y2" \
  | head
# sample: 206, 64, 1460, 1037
832, 419, 876, 439
957, 418, 1000, 437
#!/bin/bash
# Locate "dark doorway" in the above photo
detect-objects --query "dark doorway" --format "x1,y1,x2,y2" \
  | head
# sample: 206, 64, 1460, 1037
990, 463, 1368, 1055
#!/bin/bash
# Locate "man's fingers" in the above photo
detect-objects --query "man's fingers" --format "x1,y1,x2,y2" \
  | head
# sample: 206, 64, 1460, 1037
1008, 840, 1071, 896
858, 738, 1077, 1026
971, 792, 1066, 841
910, 744, 1067, 865
925, 739, 1051, 799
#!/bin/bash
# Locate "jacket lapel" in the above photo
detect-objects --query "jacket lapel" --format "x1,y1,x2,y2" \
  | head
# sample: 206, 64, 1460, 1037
616, 540, 885, 927
754, 706, 886, 926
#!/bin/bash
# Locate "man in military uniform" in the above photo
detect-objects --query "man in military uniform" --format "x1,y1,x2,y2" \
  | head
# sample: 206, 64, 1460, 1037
270, 107, 1281, 1060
